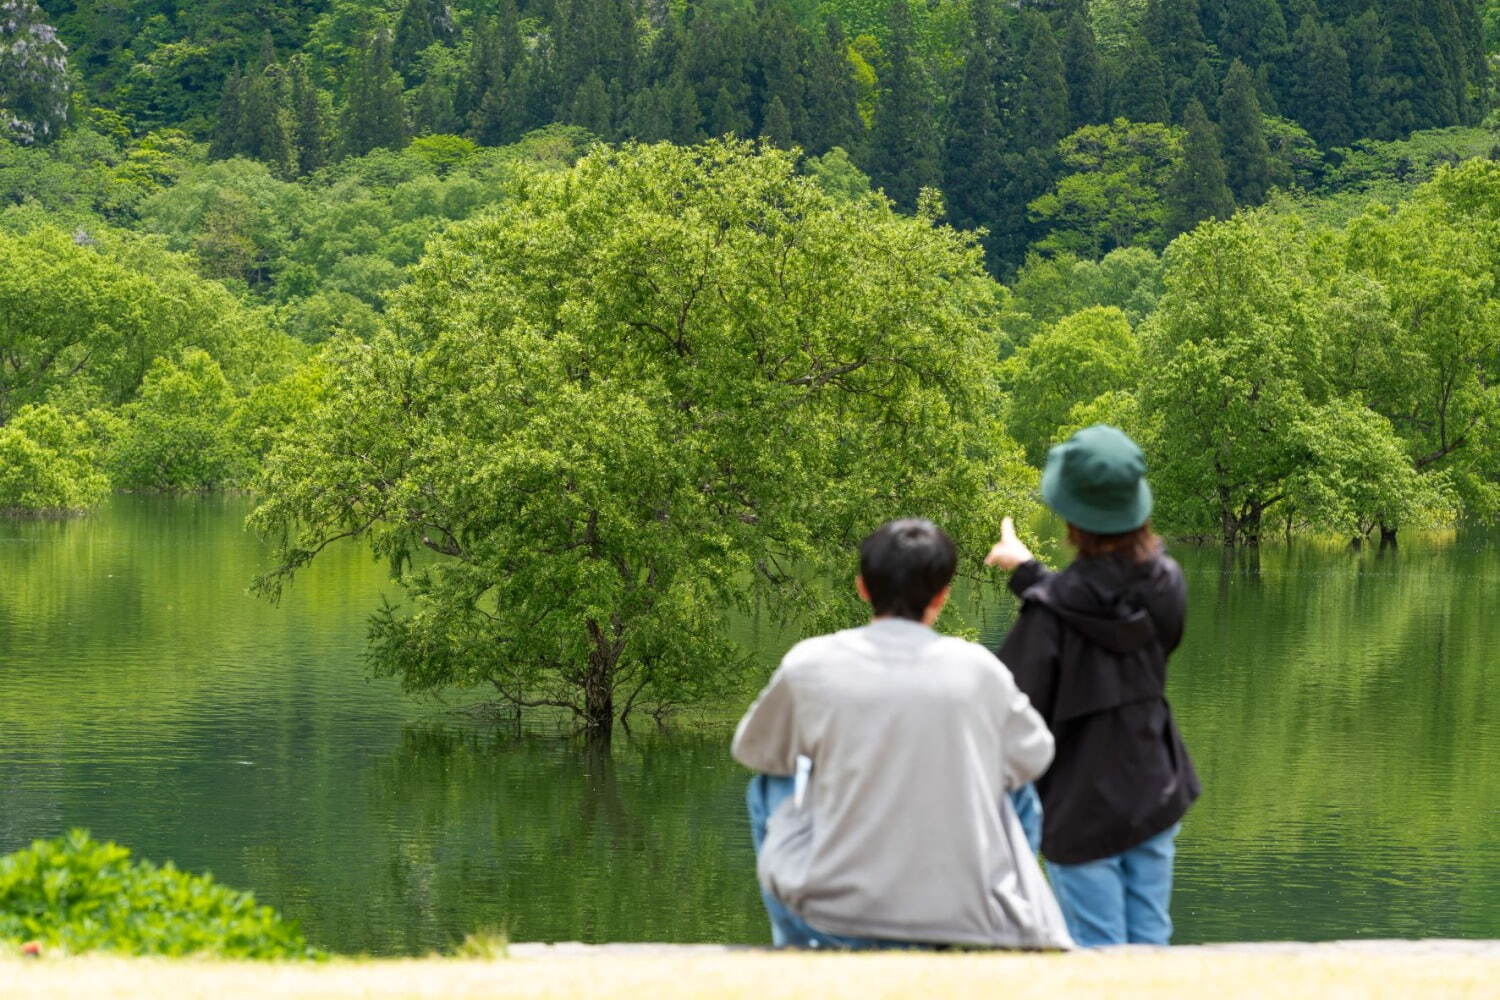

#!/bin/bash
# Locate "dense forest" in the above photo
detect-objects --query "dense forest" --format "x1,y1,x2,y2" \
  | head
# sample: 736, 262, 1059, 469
2, 0, 1499, 729
3, 0, 1498, 271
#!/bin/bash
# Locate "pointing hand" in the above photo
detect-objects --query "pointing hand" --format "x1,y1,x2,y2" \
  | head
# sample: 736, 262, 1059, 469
984, 516, 1034, 571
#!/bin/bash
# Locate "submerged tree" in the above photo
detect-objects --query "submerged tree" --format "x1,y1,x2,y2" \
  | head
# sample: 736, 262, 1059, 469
252, 140, 1034, 737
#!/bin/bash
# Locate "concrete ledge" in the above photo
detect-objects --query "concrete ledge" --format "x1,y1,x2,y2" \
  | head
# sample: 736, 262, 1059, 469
3, 940, 1496, 999
507, 938, 1500, 957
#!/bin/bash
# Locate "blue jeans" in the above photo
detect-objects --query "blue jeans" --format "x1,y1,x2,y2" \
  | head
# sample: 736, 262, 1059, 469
746, 775, 1043, 949
1011, 782, 1042, 857
1046, 823, 1181, 947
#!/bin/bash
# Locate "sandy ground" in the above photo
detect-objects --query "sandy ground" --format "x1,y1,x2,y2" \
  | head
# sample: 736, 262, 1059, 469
2, 941, 1499, 999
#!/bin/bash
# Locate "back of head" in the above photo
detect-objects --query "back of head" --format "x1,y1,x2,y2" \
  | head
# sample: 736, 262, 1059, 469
859, 519, 957, 621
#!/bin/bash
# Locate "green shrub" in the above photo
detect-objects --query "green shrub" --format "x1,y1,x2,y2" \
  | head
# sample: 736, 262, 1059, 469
111, 349, 250, 491
0, 830, 316, 958
0, 404, 110, 513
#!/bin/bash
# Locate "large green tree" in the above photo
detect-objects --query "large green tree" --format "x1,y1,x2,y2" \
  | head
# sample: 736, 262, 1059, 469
251, 140, 1034, 736
1001, 306, 1140, 465
1142, 213, 1326, 544
1029, 119, 1184, 258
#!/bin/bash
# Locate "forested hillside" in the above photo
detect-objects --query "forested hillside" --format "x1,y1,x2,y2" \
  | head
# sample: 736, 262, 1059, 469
3, 0, 1497, 273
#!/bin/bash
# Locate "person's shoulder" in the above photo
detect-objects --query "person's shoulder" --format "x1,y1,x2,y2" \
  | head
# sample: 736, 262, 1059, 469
934, 634, 1014, 679
778, 630, 852, 673
1143, 551, 1186, 592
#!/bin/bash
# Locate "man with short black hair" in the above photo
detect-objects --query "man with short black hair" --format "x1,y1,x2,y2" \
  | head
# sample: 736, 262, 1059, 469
733, 519, 1073, 950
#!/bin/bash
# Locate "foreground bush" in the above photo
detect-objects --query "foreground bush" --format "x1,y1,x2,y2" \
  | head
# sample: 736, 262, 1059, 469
0, 830, 315, 958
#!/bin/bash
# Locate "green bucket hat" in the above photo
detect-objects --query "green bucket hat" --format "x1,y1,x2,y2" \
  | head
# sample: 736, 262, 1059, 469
1040, 425, 1153, 534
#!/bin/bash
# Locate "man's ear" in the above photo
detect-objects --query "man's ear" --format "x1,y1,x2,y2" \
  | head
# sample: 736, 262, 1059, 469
923, 586, 952, 625
855, 574, 872, 604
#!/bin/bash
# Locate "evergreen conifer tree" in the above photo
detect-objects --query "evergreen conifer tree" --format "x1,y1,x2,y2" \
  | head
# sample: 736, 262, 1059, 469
1110, 32, 1170, 123
289, 55, 326, 175
1342, 10, 1391, 139
760, 95, 792, 147
569, 70, 613, 136
1015, 10, 1070, 148
752, 0, 807, 147
394, 0, 455, 81
1167, 98, 1234, 238
1288, 15, 1353, 147
708, 84, 751, 137
802, 19, 862, 156
943, 0, 1005, 247
1145, 0, 1210, 115
340, 30, 408, 157
1218, 60, 1273, 204
869, 0, 940, 211
664, 73, 702, 144
1421, 0, 1471, 125
1384, 3, 1458, 134
1208, 0, 1288, 68
210, 65, 245, 160
238, 35, 295, 176
1061, 12, 1104, 127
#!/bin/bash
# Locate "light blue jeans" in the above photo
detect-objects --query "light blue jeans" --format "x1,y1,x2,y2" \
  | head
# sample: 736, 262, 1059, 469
746, 774, 1043, 949
1046, 823, 1181, 947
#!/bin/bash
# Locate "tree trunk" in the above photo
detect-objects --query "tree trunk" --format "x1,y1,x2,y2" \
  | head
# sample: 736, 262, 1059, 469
583, 616, 623, 739
1239, 505, 1265, 547
1379, 523, 1399, 548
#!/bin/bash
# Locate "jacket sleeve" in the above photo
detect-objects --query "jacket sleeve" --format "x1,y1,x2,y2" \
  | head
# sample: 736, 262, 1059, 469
731, 663, 801, 776
1154, 556, 1189, 655
997, 562, 1062, 726
998, 667, 1054, 789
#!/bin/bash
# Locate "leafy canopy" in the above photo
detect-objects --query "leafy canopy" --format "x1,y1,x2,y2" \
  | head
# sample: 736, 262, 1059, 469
252, 139, 1034, 733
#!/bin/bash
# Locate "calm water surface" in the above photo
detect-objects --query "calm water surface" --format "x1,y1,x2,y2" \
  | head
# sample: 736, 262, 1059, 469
0, 496, 1495, 952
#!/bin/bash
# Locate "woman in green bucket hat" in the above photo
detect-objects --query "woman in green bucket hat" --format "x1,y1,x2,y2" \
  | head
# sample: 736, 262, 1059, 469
985, 425, 1199, 947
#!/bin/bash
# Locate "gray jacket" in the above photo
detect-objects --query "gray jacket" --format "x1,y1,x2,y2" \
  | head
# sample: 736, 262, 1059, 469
732, 618, 1075, 949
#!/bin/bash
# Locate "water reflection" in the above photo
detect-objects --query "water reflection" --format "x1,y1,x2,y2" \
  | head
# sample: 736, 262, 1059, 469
0, 498, 1495, 951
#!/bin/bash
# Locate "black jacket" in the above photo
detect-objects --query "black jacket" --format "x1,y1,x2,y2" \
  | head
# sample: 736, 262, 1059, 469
997, 554, 1199, 865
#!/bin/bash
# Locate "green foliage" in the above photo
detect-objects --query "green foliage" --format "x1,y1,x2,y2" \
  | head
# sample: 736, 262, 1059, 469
1287, 400, 1450, 540
1219, 60, 1274, 204
110, 350, 250, 492
1141, 212, 1324, 543
1029, 119, 1184, 257
1008, 246, 1163, 341
0, 404, 110, 513
1132, 160, 1500, 543
1335, 160, 1500, 519
252, 139, 1034, 734
802, 145, 872, 200
1166, 99, 1235, 238
1001, 306, 1140, 465
868, 0, 940, 211
0, 227, 277, 420
0, 830, 314, 958
406, 133, 478, 171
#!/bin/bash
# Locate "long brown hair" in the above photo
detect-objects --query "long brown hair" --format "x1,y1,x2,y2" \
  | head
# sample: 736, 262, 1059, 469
1066, 521, 1162, 563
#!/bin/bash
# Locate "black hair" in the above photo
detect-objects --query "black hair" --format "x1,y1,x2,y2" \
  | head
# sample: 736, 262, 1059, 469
858, 519, 958, 621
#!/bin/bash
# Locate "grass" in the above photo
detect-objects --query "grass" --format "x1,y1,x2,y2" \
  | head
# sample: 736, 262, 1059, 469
2, 944, 1497, 999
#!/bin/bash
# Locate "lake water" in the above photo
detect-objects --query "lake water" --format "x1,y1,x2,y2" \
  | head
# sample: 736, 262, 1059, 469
1, 496, 1496, 952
